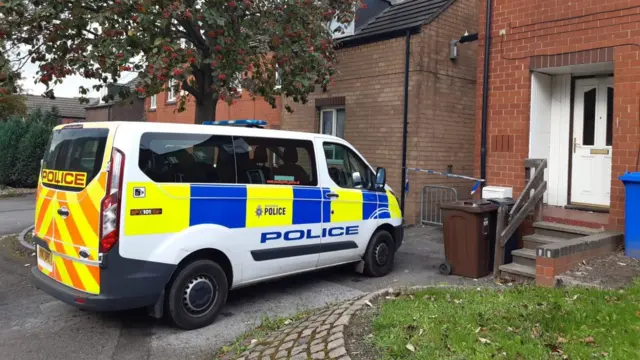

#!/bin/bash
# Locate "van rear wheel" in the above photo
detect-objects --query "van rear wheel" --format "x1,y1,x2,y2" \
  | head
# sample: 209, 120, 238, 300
363, 230, 395, 277
165, 259, 228, 330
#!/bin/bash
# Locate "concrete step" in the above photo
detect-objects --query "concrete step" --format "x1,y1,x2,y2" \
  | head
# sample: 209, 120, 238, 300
533, 221, 602, 239
499, 263, 536, 282
511, 248, 536, 267
523, 234, 561, 250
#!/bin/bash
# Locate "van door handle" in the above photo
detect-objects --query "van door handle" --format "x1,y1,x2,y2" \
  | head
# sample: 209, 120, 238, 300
326, 192, 339, 199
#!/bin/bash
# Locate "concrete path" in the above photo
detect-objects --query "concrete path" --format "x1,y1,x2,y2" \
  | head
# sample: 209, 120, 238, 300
0, 195, 35, 236
0, 226, 482, 360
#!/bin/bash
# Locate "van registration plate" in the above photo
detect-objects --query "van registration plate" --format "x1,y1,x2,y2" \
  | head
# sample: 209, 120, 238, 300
37, 246, 52, 267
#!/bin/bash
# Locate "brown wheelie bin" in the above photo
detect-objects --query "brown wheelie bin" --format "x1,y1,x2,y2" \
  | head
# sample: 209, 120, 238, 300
439, 200, 498, 278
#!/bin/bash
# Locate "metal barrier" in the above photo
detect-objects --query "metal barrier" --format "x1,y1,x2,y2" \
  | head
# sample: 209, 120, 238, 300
421, 185, 458, 226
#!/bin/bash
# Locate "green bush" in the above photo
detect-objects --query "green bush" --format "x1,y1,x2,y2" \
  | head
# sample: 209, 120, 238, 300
14, 121, 51, 188
0, 108, 56, 188
0, 117, 27, 187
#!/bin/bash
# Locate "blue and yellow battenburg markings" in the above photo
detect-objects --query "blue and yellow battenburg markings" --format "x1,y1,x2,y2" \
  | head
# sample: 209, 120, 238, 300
125, 183, 401, 236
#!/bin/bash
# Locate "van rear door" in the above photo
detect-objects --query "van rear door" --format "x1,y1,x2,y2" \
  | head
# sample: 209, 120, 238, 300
35, 124, 114, 294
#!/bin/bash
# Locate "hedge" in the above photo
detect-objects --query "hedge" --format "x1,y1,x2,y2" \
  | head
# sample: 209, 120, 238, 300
0, 108, 57, 188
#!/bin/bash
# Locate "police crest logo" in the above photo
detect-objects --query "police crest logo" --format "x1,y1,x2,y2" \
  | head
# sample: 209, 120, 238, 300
255, 205, 263, 218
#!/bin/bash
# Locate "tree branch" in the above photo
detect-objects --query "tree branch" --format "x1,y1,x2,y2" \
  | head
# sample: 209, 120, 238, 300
181, 79, 201, 102
177, 19, 209, 54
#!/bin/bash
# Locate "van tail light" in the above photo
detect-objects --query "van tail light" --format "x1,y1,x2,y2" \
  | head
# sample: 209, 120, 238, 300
99, 148, 125, 253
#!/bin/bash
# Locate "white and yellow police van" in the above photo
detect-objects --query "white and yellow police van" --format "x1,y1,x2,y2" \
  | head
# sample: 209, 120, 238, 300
31, 119, 403, 329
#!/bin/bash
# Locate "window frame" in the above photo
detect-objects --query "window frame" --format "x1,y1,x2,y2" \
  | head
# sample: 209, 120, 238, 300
167, 80, 177, 102
319, 107, 345, 138
149, 94, 157, 110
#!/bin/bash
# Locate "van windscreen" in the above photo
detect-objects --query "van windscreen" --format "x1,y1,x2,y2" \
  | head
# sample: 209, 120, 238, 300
41, 128, 109, 191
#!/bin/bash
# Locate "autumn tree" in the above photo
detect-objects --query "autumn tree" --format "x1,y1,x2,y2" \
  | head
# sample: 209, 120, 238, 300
3, 0, 359, 123
0, 38, 27, 119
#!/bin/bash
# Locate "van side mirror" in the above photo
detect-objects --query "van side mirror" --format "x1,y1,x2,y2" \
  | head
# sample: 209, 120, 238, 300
375, 167, 386, 190
352, 171, 363, 188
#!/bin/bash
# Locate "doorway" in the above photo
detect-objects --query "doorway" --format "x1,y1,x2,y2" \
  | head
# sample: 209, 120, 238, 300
570, 77, 613, 209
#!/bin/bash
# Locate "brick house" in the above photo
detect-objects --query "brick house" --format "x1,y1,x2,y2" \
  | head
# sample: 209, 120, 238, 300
85, 77, 146, 122
475, 0, 640, 231
145, 82, 281, 127
281, 0, 478, 224
25, 95, 98, 124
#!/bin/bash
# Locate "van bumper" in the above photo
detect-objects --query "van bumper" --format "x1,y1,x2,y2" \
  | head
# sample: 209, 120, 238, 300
394, 225, 404, 250
31, 267, 159, 311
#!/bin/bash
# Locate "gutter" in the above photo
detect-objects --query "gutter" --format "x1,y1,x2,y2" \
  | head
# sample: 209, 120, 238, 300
400, 29, 411, 215
480, 0, 493, 187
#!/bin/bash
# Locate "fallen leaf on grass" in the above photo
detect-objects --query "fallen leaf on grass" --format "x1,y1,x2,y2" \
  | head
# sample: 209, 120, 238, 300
556, 336, 568, 344
406, 343, 416, 352
423, 295, 436, 301
475, 327, 488, 333
601, 352, 609, 357
636, 310, 640, 317
478, 337, 491, 344
582, 336, 596, 345
531, 325, 542, 338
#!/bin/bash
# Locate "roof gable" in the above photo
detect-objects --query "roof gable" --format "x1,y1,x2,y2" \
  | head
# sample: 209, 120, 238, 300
341, 0, 454, 45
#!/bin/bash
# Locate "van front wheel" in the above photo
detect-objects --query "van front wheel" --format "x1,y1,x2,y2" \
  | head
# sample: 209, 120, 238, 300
363, 230, 395, 277
165, 259, 228, 330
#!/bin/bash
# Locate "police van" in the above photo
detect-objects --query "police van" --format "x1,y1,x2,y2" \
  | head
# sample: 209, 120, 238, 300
31, 119, 403, 329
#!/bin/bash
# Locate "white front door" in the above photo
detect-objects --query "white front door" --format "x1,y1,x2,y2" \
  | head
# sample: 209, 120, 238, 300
570, 77, 613, 208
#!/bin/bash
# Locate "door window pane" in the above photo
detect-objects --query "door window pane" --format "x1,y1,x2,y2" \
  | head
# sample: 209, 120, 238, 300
582, 88, 596, 146
139, 133, 235, 183
324, 142, 374, 190
234, 136, 317, 186
606, 87, 613, 146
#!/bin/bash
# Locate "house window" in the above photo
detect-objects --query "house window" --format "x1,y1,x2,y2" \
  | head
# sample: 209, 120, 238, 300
275, 67, 282, 89
320, 108, 345, 138
167, 80, 176, 102
149, 95, 157, 110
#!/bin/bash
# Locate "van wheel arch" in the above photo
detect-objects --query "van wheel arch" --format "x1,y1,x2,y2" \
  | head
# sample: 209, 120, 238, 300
375, 223, 397, 248
169, 248, 234, 290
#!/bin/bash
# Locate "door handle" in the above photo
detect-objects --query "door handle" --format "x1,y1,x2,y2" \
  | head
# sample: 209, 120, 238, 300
326, 192, 339, 199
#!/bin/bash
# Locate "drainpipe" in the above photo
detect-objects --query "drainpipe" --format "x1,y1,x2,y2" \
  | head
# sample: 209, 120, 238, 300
480, 0, 493, 187
400, 30, 411, 215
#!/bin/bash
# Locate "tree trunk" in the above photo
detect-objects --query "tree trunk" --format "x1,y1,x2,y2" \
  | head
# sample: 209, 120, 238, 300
194, 96, 217, 124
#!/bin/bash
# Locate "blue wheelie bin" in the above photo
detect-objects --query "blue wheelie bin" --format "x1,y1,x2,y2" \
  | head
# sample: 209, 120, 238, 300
620, 172, 640, 259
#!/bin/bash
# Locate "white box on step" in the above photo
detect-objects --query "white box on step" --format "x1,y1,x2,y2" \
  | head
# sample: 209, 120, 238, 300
482, 186, 513, 199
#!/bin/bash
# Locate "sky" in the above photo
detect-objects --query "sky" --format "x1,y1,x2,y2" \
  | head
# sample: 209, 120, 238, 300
19, 60, 138, 98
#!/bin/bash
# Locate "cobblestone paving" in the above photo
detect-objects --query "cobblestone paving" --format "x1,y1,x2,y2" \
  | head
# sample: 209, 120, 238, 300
233, 292, 381, 360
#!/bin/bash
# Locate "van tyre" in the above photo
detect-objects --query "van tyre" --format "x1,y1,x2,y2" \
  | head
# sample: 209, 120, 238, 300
363, 230, 395, 277
165, 259, 228, 330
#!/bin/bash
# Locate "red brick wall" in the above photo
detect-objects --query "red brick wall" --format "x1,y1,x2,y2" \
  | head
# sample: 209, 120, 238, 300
145, 89, 281, 127
476, 0, 640, 231
282, 0, 478, 224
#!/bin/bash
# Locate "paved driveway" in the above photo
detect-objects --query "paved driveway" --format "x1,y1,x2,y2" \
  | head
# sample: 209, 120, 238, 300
0, 226, 483, 360
0, 195, 35, 236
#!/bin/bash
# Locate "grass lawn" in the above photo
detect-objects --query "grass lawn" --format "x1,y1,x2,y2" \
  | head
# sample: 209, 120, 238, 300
373, 282, 640, 360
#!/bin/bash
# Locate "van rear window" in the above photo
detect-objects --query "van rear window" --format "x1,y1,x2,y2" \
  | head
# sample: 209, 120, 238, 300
41, 128, 109, 191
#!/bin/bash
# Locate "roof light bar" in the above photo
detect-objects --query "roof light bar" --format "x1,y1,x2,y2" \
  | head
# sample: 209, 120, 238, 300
202, 119, 267, 128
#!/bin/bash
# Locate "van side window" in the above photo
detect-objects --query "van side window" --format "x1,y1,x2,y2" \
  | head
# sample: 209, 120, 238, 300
233, 136, 317, 186
323, 142, 375, 190
139, 133, 235, 183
